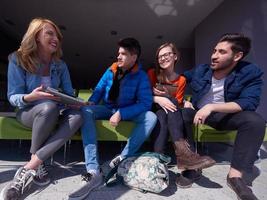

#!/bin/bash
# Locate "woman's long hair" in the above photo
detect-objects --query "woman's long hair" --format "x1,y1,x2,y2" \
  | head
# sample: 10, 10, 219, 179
16, 18, 63, 73
155, 42, 180, 83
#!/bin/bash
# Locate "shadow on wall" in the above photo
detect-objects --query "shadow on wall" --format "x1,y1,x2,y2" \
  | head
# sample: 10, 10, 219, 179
249, 0, 267, 120
240, 0, 267, 120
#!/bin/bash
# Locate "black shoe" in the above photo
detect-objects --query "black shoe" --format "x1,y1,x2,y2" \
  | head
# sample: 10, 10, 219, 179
182, 169, 202, 181
227, 175, 258, 200
175, 173, 193, 188
33, 164, 51, 186
176, 169, 202, 189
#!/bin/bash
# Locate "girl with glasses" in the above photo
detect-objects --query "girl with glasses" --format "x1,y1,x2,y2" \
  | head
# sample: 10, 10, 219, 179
147, 42, 215, 188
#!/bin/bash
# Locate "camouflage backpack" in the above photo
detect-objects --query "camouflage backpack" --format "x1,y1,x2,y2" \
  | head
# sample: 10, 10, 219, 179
105, 152, 171, 193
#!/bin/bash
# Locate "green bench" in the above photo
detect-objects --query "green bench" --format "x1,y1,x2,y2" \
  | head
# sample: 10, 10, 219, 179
0, 89, 266, 160
1, 116, 265, 142
0, 89, 135, 162
0, 116, 134, 141
0, 113, 134, 163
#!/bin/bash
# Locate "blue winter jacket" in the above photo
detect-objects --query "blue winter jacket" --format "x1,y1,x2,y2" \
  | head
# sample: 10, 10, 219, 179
7, 52, 74, 109
184, 61, 263, 111
89, 62, 153, 120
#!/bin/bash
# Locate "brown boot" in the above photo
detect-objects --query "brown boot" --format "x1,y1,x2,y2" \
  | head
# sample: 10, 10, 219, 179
174, 139, 216, 170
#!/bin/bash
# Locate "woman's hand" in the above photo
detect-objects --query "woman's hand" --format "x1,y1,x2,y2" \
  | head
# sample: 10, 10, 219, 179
23, 85, 60, 102
154, 96, 177, 113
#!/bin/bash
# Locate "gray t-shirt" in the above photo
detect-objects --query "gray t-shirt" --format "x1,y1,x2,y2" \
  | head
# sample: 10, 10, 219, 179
197, 76, 225, 109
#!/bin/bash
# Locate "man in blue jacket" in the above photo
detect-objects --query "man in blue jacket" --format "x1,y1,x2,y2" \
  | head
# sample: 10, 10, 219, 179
183, 33, 265, 200
69, 38, 157, 200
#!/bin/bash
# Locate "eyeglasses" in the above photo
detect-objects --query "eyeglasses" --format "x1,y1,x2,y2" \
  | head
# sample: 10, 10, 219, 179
157, 52, 175, 62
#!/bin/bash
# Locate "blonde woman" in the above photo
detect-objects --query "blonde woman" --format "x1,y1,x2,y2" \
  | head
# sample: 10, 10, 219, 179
0, 18, 83, 199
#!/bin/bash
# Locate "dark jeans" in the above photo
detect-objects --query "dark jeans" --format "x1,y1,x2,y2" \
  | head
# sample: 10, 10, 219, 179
182, 108, 266, 173
151, 98, 185, 153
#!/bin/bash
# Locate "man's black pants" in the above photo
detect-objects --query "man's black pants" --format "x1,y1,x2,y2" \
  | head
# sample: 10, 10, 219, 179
182, 108, 265, 173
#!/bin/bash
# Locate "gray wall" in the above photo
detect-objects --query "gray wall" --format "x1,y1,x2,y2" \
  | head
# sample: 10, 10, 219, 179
195, 0, 267, 120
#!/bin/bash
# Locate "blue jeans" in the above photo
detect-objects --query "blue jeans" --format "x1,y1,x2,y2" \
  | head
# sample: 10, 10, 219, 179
81, 105, 157, 172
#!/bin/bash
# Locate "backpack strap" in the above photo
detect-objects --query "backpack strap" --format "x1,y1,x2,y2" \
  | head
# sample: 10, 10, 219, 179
104, 165, 119, 187
157, 153, 171, 164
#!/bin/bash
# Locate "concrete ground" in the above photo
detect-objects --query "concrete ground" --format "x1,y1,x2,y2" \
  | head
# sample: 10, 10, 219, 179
0, 140, 267, 200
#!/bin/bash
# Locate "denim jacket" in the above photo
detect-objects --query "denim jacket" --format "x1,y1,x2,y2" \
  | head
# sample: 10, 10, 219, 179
7, 52, 74, 109
184, 61, 264, 111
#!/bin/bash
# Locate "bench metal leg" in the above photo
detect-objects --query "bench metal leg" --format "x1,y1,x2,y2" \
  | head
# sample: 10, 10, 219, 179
195, 125, 199, 153
63, 140, 72, 165
19, 140, 22, 149
63, 142, 67, 164
50, 154, 54, 165
202, 142, 208, 155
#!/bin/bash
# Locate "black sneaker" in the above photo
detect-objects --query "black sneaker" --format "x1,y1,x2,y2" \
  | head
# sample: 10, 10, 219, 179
109, 155, 123, 169
176, 170, 202, 188
68, 172, 103, 200
227, 175, 258, 200
175, 173, 193, 188
0, 167, 36, 200
33, 164, 51, 186
182, 169, 202, 181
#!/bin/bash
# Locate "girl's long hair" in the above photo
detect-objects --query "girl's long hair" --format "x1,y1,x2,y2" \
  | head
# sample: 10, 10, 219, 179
16, 18, 63, 73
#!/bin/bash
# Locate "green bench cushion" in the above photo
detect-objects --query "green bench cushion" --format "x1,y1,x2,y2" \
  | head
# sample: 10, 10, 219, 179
71, 120, 134, 141
78, 89, 92, 101
0, 116, 32, 139
0, 116, 134, 141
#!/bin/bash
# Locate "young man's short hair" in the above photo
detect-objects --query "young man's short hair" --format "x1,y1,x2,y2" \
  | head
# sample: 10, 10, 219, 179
219, 33, 251, 59
118, 37, 141, 59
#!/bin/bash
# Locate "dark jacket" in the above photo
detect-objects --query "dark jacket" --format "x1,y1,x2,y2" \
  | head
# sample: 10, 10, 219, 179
89, 62, 153, 120
183, 61, 263, 111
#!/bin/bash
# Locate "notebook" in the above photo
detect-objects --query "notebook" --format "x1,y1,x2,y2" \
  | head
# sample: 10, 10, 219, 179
43, 86, 85, 105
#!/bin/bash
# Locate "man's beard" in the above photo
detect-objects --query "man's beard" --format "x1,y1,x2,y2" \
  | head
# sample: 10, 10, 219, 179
211, 58, 235, 72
